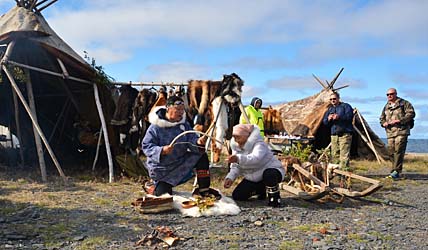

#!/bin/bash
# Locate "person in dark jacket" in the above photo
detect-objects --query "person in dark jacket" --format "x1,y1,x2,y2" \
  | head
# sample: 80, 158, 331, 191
380, 88, 415, 180
141, 96, 211, 196
322, 92, 354, 170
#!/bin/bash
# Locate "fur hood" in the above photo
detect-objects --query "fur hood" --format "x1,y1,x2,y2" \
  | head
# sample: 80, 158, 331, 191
230, 126, 263, 152
148, 106, 187, 128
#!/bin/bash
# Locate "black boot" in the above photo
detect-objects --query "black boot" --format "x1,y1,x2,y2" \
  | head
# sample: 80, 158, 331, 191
266, 185, 281, 207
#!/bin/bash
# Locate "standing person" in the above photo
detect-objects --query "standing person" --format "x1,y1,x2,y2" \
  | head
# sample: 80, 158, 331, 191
322, 92, 354, 171
240, 97, 265, 137
223, 124, 285, 207
142, 96, 212, 196
380, 88, 415, 180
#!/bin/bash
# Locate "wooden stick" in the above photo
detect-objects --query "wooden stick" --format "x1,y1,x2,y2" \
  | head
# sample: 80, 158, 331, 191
3, 65, 66, 181
355, 109, 381, 163
238, 102, 250, 124
93, 84, 114, 183
6, 60, 92, 85
12, 90, 25, 166
352, 123, 383, 164
24, 68, 48, 181
92, 127, 103, 171
312, 74, 328, 89
113, 81, 188, 87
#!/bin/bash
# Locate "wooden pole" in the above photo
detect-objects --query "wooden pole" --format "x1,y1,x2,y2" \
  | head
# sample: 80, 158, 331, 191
113, 81, 188, 87
238, 102, 250, 124
92, 126, 103, 171
93, 83, 114, 183
24, 68, 48, 181
352, 124, 382, 164
2, 65, 67, 180
356, 109, 376, 152
355, 109, 383, 163
12, 90, 25, 166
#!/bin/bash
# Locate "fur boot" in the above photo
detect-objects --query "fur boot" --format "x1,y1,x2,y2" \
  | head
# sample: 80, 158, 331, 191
266, 185, 281, 207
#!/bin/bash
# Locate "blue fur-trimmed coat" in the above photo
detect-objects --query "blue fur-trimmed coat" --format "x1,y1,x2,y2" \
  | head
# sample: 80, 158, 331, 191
142, 106, 203, 186
225, 127, 285, 182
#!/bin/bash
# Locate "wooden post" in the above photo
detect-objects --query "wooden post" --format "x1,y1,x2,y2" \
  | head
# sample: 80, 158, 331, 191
93, 83, 114, 183
352, 124, 382, 164
2, 65, 67, 181
12, 90, 25, 166
355, 109, 383, 164
238, 102, 250, 124
24, 68, 47, 181
92, 126, 103, 171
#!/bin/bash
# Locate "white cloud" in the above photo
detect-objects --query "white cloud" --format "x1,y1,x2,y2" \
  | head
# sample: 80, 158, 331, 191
41, 0, 427, 66
143, 61, 211, 83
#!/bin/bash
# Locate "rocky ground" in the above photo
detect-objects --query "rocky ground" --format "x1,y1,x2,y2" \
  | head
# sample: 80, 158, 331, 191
1, 164, 427, 250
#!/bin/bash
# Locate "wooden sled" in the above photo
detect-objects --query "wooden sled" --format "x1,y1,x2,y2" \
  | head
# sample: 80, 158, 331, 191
329, 169, 383, 197
280, 163, 330, 200
279, 156, 382, 201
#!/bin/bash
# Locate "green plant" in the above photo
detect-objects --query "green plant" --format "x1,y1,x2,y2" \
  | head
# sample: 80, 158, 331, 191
83, 51, 115, 86
283, 142, 313, 162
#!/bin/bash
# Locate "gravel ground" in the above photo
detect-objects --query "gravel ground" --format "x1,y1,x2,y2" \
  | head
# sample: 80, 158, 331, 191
1, 168, 427, 250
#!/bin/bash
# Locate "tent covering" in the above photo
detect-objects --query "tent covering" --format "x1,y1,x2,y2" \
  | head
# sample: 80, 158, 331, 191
275, 89, 390, 161
0, 5, 117, 167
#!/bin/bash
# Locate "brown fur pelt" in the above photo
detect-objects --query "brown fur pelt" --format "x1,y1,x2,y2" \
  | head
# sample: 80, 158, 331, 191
263, 106, 284, 135
186, 74, 244, 162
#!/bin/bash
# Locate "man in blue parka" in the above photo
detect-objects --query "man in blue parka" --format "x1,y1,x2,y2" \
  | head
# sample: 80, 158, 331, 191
142, 96, 211, 196
322, 92, 354, 170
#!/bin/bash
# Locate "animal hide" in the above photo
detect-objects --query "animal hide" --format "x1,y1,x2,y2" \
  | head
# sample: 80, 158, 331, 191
212, 96, 228, 149
172, 191, 240, 217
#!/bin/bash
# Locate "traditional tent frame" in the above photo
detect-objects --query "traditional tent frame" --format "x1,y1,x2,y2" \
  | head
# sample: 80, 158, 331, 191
1, 41, 114, 182
0, 1, 115, 182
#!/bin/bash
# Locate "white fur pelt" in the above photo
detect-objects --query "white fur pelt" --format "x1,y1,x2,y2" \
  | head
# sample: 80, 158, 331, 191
172, 190, 240, 217
212, 96, 228, 149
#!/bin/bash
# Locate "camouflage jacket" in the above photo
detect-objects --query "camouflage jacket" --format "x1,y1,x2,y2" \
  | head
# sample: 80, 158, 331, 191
379, 97, 415, 138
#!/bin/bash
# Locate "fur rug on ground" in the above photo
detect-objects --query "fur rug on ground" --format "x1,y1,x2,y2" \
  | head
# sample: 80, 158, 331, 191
172, 190, 240, 217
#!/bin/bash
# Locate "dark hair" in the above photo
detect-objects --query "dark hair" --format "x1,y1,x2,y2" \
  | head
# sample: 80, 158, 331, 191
166, 95, 184, 106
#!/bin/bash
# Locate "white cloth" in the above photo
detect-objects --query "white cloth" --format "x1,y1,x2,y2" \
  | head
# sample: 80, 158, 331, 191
0, 125, 20, 149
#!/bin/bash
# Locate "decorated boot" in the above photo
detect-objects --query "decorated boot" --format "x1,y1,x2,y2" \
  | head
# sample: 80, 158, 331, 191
267, 185, 281, 207
192, 169, 222, 200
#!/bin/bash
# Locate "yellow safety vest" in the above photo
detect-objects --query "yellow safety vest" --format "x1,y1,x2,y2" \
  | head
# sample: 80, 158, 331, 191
240, 105, 265, 137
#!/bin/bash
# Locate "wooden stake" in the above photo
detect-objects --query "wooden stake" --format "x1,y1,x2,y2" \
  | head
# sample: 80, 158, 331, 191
24, 68, 47, 181
238, 102, 250, 124
12, 90, 25, 166
355, 109, 381, 162
93, 83, 114, 183
2, 65, 66, 181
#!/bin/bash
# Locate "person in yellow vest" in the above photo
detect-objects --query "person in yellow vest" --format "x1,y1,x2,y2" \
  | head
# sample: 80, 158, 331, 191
240, 97, 265, 137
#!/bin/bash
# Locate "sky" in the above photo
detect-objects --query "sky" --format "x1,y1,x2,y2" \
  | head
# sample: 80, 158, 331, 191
1, 0, 427, 138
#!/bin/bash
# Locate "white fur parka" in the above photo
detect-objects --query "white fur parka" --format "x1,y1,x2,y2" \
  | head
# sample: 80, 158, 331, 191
225, 126, 285, 182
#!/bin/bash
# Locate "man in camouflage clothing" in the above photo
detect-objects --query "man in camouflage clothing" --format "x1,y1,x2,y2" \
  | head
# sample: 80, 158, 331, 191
380, 88, 415, 180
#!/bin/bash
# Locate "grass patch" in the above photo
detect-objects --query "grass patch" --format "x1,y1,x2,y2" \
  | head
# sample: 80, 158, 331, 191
92, 197, 113, 206
279, 240, 303, 250
347, 233, 369, 243
291, 223, 330, 232
76, 236, 109, 250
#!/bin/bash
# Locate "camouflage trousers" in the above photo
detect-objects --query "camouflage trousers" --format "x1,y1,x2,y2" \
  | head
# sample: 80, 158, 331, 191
331, 134, 352, 170
387, 135, 408, 173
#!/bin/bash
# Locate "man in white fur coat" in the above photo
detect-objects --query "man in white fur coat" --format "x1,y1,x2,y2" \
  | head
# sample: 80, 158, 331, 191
224, 124, 285, 207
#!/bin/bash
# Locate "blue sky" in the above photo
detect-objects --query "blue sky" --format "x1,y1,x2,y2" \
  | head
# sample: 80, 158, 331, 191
1, 0, 427, 138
